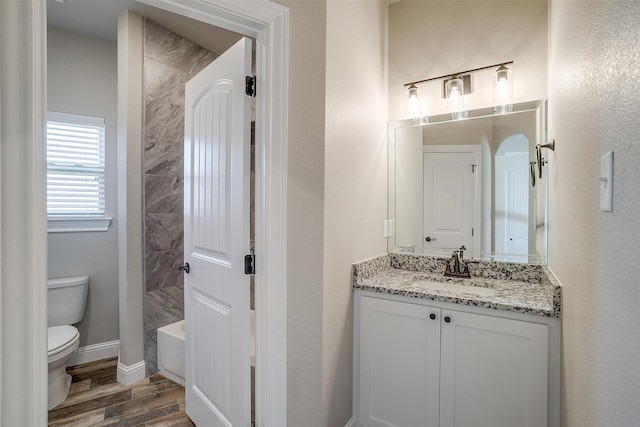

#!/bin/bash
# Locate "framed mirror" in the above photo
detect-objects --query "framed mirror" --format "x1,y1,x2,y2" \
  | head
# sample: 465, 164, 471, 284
388, 100, 548, 264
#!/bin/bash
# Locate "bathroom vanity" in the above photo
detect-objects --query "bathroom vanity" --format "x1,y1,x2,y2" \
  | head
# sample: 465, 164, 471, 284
352, 253, 561, 427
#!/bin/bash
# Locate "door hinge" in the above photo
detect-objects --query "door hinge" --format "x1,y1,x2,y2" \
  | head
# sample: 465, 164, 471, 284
471, 164, 477, 173
245, 75, 256, 97
472, 228, 475, 236
244, 250, 255, 275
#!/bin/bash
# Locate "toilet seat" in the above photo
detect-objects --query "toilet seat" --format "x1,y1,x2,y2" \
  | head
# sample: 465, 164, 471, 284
48, 325, 79, 357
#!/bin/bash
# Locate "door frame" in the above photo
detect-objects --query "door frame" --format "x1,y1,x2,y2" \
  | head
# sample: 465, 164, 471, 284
0, 1, 288, 425
139, 2, 289, 425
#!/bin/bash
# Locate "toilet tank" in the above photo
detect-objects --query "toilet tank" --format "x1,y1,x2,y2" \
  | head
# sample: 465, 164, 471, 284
47, 276, 89, 327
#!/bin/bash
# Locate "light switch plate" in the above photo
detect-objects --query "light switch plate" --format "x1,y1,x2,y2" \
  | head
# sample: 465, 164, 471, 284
600, 151, 614, 212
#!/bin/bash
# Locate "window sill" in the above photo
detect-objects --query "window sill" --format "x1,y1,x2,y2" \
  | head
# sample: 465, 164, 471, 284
47, 217, 112, 233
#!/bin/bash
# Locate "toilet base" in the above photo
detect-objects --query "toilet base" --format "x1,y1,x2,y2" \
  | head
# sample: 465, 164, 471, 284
48, 366, 72, 410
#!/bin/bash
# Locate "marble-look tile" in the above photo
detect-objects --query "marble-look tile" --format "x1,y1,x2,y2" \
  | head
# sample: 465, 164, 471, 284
145, 285, 185, 374
171, 222, 184, 253
145, 213, 183, 253
145, 19, 215, 75
145, 249, 183, 292
145, 95, 184, 142
146, 332, 158, 374
187, 50, 217, 76
145, 213, 171, 253
146, 285, 185, 328
145, 174, 183, 214
145, 57, 188, 107
145, 135, 183, 177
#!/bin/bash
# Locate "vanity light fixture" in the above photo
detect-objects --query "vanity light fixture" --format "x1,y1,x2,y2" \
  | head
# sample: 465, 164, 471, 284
493, 64, 513, 114
406, 84, 420, 116
445, 76, 468, 120
404, 61, 513, 120
405, 83, 428, 123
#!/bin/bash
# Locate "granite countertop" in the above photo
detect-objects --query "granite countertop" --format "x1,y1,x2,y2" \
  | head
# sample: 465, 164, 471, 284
352, 253, 562, 319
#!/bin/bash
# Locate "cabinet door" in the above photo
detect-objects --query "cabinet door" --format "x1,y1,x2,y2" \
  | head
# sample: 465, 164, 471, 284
439, 310, 548, 427
359, 297, 441, 427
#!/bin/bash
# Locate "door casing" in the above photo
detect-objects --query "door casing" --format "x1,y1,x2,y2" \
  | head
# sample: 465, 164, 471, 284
137, 2, 289, 425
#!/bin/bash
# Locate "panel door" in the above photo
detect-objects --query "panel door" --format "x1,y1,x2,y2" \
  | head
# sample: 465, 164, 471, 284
439, 310, 549, 427
183, 37, 252, 427
504, 153, 529, 255
423, 146, 480, 253
496, 152, 530, 257
358, 297, 441, 427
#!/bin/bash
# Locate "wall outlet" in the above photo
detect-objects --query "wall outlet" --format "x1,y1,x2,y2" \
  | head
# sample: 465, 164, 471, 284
383, 219, 393, 238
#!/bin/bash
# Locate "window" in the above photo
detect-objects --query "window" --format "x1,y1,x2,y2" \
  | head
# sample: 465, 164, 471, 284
47, 112, 111, 231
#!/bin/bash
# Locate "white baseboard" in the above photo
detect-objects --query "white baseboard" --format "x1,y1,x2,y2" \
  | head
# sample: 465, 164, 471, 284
345, 416, 355, 427
117, 359, 146, 386
68, 340, 120, 367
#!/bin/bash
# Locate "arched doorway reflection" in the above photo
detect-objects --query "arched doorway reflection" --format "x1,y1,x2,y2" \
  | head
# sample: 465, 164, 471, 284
495, 134, 529, 258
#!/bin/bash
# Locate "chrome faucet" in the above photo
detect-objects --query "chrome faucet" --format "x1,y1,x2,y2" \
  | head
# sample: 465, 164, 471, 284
444, 250, 471, 278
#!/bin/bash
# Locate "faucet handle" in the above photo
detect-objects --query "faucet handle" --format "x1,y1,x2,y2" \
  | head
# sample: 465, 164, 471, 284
459, 245, 466, 259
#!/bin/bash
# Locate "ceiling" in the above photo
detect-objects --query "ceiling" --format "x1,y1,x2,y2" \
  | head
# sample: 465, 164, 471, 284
47, 0, 243, 55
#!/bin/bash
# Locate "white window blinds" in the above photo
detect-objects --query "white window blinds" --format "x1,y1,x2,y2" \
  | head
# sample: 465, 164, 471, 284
46, 111, 106, 217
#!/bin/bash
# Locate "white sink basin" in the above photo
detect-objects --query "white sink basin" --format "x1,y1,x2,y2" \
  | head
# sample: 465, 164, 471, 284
411, 280, 497, 297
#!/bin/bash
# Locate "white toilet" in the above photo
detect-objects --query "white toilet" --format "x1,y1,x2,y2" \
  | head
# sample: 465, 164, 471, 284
47, 276, 89, 410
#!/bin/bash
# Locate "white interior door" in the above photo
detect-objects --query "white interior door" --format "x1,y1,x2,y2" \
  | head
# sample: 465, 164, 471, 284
423, 146, 480, 253
504, 153, 529, 255
183, 37, 252, 427
495, 153, 529, 256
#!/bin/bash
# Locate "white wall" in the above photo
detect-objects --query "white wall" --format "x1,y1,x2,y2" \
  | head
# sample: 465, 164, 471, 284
389, 0, 548, 120
548, 1, 640, 425
47, 28, 120, 347
277, 1, 388, 424
278, 0, 327, 423
324, 1, 388, 425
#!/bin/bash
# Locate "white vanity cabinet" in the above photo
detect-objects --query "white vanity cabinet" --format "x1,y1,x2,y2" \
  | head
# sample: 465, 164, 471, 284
355, 292, 554, 427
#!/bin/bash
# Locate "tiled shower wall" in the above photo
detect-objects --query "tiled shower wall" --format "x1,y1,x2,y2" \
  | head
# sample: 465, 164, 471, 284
143, 19, 217, 373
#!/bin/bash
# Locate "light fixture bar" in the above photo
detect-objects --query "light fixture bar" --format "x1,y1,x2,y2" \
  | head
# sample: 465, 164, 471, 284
404, 61, 514, 88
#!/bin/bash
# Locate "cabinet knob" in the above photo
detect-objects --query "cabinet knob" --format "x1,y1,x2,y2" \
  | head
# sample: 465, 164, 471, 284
444, 316, 451, 323
429, 313, 436, 320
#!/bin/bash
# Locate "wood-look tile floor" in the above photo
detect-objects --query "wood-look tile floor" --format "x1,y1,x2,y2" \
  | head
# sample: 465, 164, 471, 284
48, 357, 195, 426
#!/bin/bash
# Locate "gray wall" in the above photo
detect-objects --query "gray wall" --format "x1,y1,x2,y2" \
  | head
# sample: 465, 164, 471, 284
47, 28, 120, 347
142, 19, 216, 373
548, 1, 640, 425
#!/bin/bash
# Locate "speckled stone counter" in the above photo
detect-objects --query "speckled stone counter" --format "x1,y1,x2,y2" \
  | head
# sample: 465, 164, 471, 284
353, 253, 562, 319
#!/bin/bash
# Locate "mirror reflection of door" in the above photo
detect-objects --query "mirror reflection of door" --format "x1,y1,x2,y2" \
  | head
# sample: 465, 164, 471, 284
494, 135, 529, 260
423, 145, 481, 254
388, 103, 546, 263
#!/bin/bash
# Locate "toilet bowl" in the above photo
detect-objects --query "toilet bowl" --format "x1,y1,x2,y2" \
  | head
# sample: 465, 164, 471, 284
47, 276, 89, 410
48, 325, 80, 409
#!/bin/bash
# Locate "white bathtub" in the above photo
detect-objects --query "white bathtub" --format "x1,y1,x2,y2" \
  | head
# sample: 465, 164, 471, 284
157, 309, 256, 386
